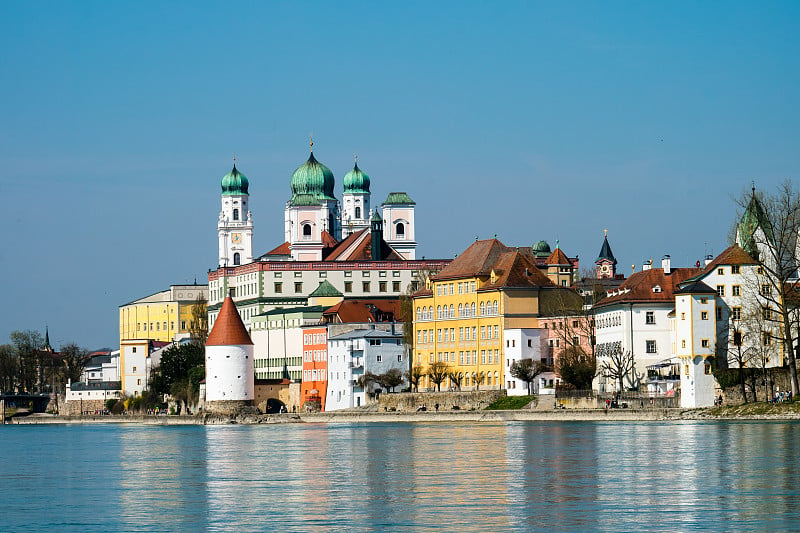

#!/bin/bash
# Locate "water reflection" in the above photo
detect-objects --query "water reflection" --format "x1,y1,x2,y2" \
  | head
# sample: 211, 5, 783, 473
4, 421, 800, 532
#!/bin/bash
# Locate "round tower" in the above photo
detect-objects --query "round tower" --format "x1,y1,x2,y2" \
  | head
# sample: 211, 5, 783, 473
205, 296, 254, 414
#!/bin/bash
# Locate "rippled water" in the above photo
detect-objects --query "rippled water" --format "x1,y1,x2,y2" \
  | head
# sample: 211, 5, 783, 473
2, 421, 800, 532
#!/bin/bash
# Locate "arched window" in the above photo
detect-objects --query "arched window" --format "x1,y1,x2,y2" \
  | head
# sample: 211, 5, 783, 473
458, 303, 463, 316
480, 302, 485, 316
233, 252, 241, 265
303, 224, 312, 239
437, 306, 442, 319
471, 303, 476, 316
233, 208, 239, 221
355, 206, 361, 219
416, 307, 421, 321
396, 222, 405, 238
493, 300, 499, 315
449, 305, 454, 318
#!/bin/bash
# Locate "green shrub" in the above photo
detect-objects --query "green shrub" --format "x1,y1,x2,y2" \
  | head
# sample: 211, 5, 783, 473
486, 395, 535, 410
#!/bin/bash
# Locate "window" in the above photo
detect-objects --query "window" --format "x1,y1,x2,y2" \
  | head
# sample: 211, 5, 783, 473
763, 332, 772, 346
376, 355, 382, 362
480, 326, 486, 339
716, 285, 725, 297
646, 311, 655, 324
717, 268, 724, 275
704, 363, 712, 375
363, 281, 370, 292
344, 281, 353, 293
233, 208, 239, 221
757, 266, 764, 274
732, 285, 740, 296
274, 282, 282, 293
344, 271, 352, 277
762, 307, 772, 320
716, 307, 722, 320
646, 340, 657, 353
732, 265, 740, 274
732, 307, 741, 320
379, 281, 387, 292
362, 271, 371, 277
701, 339, 709, 348
700, 298, 708, 304
396, 222, 405, 238
701, 311, 708, 320
302, 224, 312, 239
379, 271, 387, 277
681, 339, 686, 348
233, 252, 241, 265
294, 282, 302, 293
681, 313, 685, 320
392, 281, 400, 292
528, 339, 532, 347
761, 284, 771, 296
397, 354, 403, 362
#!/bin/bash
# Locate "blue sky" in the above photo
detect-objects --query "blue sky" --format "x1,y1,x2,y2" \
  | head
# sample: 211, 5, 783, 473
2, 1, 799, 350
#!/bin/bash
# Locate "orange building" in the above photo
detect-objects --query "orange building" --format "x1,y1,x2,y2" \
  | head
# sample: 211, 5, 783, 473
301, 326, 329, 411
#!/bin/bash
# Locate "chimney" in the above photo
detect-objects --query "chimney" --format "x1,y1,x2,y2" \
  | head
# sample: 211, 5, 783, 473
370, 211, 383, 261
642, 259, 652, 271
704, 254, 713, 266
662, 255, 671, 275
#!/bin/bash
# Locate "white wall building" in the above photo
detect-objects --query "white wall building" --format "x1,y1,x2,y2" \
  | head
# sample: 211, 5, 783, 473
205, 296, 255, 404
326, 329, 406, 411
675, 280, 718, 407
503, 329, 554, 395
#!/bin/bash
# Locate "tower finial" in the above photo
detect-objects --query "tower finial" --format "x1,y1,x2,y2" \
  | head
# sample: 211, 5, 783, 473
354, 152, 358, 165
310, 133, 314, 153
556, 238, 560, 249
752, 180, 756, 196
233, 152, 236, 167
604, 228, 608, 237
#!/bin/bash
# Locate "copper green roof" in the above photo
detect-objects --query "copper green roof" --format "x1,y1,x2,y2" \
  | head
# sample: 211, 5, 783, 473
370, 210, 383, 222
309, 280, 343, 297
532, 240, 551, 256
382, 192, 415, 205
289, 193, 321, 207
343, 163, 370, 194
290, 152, 336, 201
221, 165, 249, 196
738, 190, 774, 259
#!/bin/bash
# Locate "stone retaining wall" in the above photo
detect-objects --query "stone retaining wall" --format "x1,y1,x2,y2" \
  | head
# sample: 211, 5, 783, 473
62, 399, 107, 416
378, 390, 503, 412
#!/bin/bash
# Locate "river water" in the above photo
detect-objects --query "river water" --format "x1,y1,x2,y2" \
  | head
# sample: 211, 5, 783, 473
2, 420, 799, 532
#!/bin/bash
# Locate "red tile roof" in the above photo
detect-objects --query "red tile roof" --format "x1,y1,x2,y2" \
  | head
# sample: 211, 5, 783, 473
546, 247, 571, 266
263, 229, 403, 262
206, 296, 253, 346
322, 299, 401, 323
595, 267, 701, 308
700, 244, 758, 276
433, 239, 511, 280
264, 241, 291, 256
480, 251, 555, 290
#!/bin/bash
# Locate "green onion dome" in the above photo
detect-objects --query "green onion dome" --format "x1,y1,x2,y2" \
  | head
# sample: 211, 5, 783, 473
290, 153, 336, 201
221, 165, 249, 196
342, 163, 370, 194
532, 240, 551, 256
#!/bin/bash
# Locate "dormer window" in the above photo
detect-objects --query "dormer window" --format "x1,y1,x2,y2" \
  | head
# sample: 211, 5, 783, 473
652, 285, 662, 293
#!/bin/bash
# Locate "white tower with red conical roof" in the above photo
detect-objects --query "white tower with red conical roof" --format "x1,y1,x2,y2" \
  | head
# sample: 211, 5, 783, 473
205, 296, 254, 411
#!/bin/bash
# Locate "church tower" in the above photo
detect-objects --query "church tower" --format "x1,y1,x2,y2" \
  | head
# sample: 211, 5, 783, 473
218, 163, 254, 267
381, 192, 417, 260
595, 230, 617, 279
341, 157, 371, 238
284, 141, 341, 260
675, 280, 717, 408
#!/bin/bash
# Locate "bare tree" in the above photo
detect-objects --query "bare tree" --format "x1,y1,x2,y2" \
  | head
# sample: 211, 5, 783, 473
555, 345, 596, 390
377, 368, 404, 393
10, 330, 44, 393
600, 349, 636, 393
427, 361, 450, 391
60, 343, 91, 385
447, 371, 464, 391
736, 182, 800, 395
509, 359, 546, 395
406, 365, 424, 392
0, 344, 18, 393
189, 294, 209, 345
471, 370, 486, 391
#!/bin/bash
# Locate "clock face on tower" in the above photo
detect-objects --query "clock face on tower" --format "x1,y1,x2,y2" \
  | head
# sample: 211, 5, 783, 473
231, 232, 242, 244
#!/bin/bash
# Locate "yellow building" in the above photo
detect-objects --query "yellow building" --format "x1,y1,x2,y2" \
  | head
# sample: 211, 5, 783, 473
412, 239, 580, 390
119, 284, 208, 346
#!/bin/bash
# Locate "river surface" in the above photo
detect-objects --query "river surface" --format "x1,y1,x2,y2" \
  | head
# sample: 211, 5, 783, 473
1, 420, 799, 532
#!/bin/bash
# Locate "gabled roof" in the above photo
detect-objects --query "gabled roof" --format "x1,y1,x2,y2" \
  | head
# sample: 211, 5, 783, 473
206, 296, 253, 346
699, 244, 758, 276
322, 299, 401, 323
675, 279, 716, 295
546, 247, 571, 266
309, 280, 343, 297
481, 251, 555, 290
433, 239, 510, 281
595, 267, 701, 308
261, 229, 402, 262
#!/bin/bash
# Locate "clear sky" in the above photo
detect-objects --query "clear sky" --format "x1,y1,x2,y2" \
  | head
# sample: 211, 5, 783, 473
2, 1, 800, 350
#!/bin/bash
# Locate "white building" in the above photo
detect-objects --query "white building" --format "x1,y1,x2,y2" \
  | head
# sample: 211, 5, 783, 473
250, 306, 325, 381
674, 280, 718, 407
594, 257, 700, 393
326, 328, 406, 410
503, 329, 554, 395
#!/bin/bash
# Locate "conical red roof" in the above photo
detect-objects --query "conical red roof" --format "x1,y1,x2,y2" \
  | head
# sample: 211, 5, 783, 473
206, 297, 253, 346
